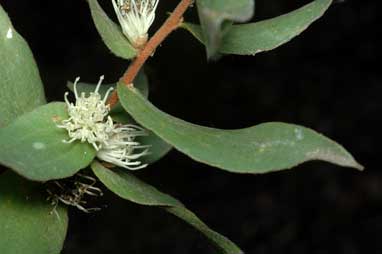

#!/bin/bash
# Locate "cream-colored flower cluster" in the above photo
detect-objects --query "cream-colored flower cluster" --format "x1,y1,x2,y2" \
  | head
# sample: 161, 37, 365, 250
58, 76, 149, 170
112, 0, 159, 48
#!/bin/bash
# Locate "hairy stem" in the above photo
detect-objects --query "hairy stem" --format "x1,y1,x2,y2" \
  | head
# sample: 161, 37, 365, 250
108, 0, 193, 107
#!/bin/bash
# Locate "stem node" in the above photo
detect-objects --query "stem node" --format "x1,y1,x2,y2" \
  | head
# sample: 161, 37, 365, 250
107, 0, 193, 108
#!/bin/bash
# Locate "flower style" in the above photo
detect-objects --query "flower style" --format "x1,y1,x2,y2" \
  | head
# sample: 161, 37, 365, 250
112, 0, 159, 48
58, 76, 149, 170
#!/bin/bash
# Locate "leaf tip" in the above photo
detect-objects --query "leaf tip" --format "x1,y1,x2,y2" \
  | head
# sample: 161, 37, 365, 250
306, 148, 364, 171
353, 161, 365, 171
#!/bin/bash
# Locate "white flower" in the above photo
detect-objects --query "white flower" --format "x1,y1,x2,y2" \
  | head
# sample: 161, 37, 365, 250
97, 124, 150, 170
112, 0, 159, 48
58, 76, 114, 150
58, 76, 149, 170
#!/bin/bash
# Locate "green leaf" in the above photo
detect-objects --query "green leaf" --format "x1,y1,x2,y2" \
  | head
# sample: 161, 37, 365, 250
184, 0, 332, 55
118, 84, 363, 173
0, 5, 46, 127
91, 161, 243, 254
137, 132, 172, 165
196, 0, 254, 58
68, 73, 172, 165
87, 0, 137, 59
0, 171, 68, 254
165, 207, 243, 254
0, 102, 96, 181
92, 161, 180, 206
108, 71, 148, 123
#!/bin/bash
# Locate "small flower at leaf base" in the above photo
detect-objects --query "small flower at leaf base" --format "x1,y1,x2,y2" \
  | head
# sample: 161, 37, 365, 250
112, 0, 159, 49
58, 76, 114, 150
58, 76, 149, 170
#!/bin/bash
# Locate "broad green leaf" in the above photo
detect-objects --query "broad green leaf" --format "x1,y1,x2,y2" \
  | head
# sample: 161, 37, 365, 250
184, 0, 332, 55
68, 73, 172, 165
92, 161, 243, 254
118, 84, 363, 173
0, 102, 96, 181
0, 171, 68, 254
196, 0, 254, 58
0, 5, 46, 127
87, 0, 136, 59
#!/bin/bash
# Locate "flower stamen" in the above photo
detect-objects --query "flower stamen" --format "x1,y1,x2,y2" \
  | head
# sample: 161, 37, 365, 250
58, 76, 149, 170
112, 0, 159, 49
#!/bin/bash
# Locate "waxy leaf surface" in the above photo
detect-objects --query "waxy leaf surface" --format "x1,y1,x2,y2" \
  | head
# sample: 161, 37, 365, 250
185, 0, 332, 55
0, 171, 68, 254
196, 0, 254, 58
0, 5, 46, 127
88, 0, 137, 59
92, 161, 243, 254
0, 103, 96, 181
118, 84, 363, 173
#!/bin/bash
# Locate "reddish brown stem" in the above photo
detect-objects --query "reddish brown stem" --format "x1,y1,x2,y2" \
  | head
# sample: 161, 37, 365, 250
107, 0, 193, 107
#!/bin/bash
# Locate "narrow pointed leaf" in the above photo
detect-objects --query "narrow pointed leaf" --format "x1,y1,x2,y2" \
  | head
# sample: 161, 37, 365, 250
166, 207, 243, 254
196, 0, 254, 58
184, 0, 332, 56
87, 0, 136, 59
92, 161, 181, 206
118, 84, 363, 173
92, 161, 243, 254
0, 5, 46, 127
0, 102, 96, 181
0, 171, 68, 254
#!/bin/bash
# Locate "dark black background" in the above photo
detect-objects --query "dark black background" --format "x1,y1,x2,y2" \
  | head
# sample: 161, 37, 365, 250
1, 0, 381, 253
